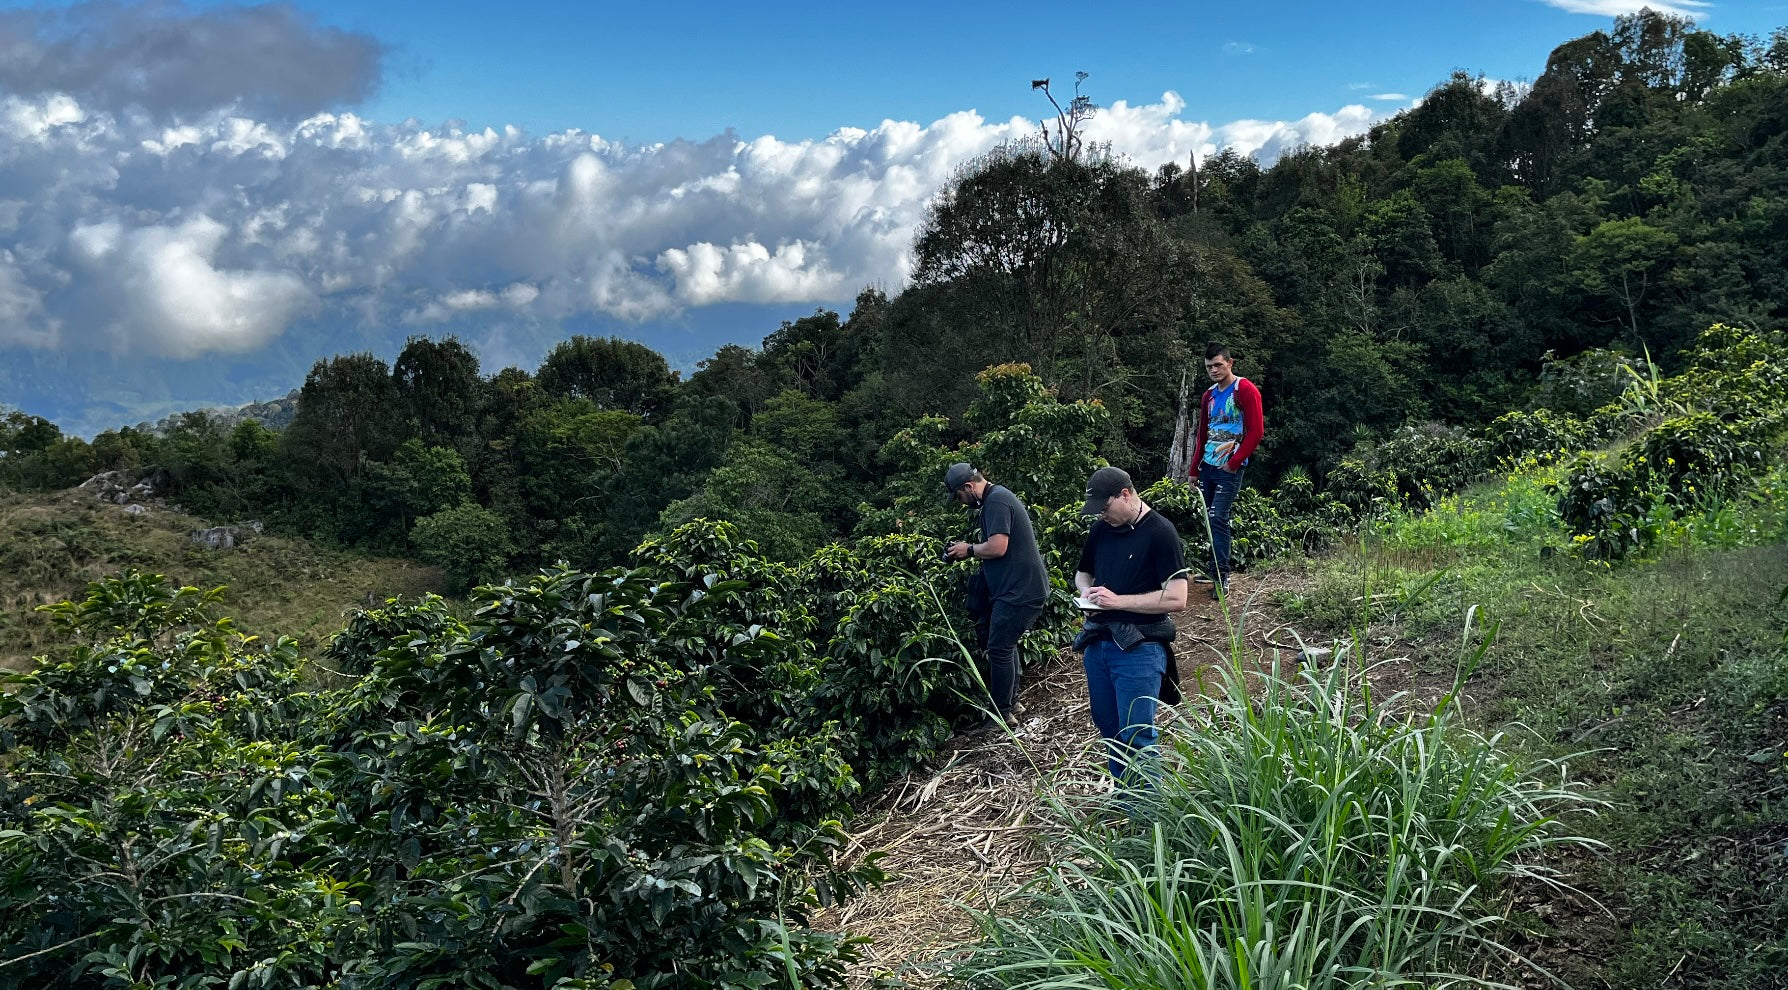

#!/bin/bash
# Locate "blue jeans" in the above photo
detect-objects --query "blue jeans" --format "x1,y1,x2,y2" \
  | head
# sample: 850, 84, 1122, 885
1082, 638, 1167, 783
976, 600, 1043, 715
1198, 462, 1245, 578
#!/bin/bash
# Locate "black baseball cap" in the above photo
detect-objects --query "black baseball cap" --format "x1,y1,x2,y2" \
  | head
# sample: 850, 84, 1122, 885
1079, 466, 1133, 515
943, 462, 977, 503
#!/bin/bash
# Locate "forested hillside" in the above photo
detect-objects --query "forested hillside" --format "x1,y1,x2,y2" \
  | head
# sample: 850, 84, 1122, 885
1, 10, 1786, 990
4, 10, 1784, 581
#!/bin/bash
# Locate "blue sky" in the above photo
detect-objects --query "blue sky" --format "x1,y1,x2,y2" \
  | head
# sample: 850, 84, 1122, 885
0, 0, 1783, 433
10, 0, 1782, 140
279, 0, 1783, 140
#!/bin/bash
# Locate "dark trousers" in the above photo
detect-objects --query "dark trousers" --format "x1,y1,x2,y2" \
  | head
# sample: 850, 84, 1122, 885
1198, 462, 1246, 577
975, 599, 1044, 716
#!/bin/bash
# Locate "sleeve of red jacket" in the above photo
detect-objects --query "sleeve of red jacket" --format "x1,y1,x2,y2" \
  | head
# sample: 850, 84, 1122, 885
1190, 389, 1210, 480
1227, 379, 1265, 470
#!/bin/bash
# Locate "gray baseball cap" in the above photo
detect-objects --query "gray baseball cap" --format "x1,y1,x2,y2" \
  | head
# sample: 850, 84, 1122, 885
943, 462, 977, 492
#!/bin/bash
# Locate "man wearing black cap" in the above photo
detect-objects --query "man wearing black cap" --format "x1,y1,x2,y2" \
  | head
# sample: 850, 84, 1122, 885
944, 462, 1049, 731
1074, 466, 1189, 783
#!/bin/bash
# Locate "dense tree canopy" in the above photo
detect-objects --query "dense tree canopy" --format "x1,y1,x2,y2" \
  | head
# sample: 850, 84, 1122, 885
3, 9, 1784, 583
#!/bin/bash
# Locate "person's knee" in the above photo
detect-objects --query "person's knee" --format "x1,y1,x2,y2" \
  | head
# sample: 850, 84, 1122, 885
1116, 727, 1159, 762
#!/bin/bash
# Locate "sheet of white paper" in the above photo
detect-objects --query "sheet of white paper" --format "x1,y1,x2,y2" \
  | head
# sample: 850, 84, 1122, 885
1073, 596, 1106, 610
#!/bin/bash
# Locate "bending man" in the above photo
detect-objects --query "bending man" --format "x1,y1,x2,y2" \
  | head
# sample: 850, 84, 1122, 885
945, 462, 1049, 732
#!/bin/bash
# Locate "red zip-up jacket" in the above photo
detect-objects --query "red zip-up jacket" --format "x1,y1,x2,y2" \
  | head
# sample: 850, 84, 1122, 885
1191, 376, 1265, 475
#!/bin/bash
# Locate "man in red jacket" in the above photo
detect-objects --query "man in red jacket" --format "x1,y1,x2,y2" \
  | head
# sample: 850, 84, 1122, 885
1191, 343, 1264, 596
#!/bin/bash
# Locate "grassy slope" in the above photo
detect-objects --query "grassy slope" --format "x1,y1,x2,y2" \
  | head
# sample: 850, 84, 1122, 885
1283, 466, 1788, 988
0, 489, 443, 670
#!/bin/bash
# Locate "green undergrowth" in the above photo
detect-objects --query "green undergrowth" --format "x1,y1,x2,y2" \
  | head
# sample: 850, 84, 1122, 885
950, 645, 1599, 989
1281, 467, 1788, 988
0, 490, 442, 670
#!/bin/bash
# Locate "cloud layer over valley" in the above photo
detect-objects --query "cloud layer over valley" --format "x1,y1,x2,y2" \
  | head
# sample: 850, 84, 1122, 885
1, 89, 1387, 362
0, 2, 1394, 430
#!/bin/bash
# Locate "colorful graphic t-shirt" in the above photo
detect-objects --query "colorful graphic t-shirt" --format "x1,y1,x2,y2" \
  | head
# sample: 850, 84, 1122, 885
1202, 381, 1246, 468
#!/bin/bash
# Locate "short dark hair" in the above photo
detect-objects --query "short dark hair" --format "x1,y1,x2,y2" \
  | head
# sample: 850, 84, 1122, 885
1204, 343, 1232, 361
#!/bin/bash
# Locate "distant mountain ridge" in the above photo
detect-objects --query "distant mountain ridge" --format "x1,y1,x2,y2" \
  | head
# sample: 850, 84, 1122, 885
2, 303, 824, 437
142, 390, 301, 435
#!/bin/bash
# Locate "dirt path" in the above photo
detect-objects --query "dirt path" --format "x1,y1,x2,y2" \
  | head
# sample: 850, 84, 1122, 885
819, 568, 1323, 986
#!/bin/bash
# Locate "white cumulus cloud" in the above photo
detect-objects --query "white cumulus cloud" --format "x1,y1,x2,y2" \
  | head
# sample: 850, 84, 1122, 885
1532, 0, 1711, 17
659, 240, 848, 306
0, 247, 56, 347
66, 215, 316, 357
1084, 92, 1382, 168
0, 88, 1390, 359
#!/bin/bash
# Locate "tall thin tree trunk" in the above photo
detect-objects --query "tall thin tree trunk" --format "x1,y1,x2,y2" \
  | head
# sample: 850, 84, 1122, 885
1168, 368, 1193, 482
1189, 152, 1199, 215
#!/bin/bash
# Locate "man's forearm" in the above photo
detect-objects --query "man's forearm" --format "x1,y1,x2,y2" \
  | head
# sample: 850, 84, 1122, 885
1076, 573, 1189, 613
974, 534, 1010, 560
1100, 585, 1188, 614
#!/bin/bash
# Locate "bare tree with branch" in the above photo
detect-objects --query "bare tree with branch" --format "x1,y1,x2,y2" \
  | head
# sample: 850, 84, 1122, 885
1032, 72, 1097, 162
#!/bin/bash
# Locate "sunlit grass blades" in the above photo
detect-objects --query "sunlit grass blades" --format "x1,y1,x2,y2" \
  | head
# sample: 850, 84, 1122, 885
952, 633, 1602, 989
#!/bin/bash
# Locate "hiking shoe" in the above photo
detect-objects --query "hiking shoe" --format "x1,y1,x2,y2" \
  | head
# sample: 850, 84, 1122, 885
1209, 576, 1230, 599
1191, 571, 1215, 585
965, 716, 1002, 737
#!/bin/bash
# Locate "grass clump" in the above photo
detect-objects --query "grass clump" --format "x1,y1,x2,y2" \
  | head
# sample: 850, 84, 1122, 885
1285, 463, 1788, 988
951, 640, 1599, 989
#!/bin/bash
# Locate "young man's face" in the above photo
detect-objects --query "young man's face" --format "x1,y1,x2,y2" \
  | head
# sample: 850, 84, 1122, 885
1204, 354, 1234, 383
1097, 490, 1142, 527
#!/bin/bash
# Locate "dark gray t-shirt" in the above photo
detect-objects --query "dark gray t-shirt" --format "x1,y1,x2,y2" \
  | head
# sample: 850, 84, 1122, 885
978, 485, 1049, 607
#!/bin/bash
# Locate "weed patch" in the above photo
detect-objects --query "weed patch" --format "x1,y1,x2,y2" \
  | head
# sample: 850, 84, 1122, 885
950, 645, 1600, 989
1288, 470, 1788, 988
0, 491, 441, 669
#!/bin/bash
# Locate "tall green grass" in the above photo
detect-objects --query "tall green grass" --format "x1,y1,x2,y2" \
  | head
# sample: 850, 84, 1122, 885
1283, 465, 1788, 987
949, 631, 1600, 989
